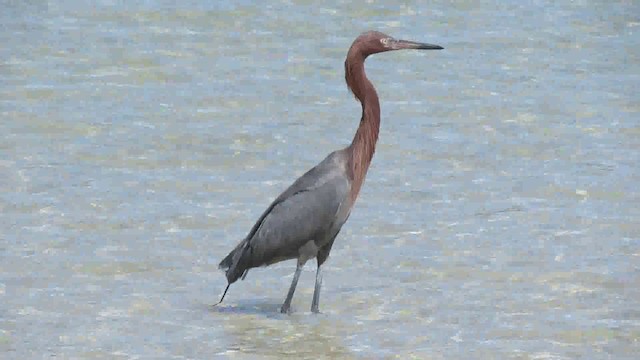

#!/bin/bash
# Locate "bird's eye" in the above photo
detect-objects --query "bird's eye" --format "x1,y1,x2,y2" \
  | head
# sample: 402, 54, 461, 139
380, 38, 390, 46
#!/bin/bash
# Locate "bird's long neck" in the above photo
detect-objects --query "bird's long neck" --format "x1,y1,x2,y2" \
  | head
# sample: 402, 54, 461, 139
345, 50, 380, 202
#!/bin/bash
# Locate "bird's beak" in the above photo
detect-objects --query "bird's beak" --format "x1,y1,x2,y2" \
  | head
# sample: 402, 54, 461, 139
393, 39, 443, 50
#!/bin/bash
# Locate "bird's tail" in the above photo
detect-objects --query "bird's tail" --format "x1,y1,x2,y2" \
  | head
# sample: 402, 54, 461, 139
218, 240, 252, 284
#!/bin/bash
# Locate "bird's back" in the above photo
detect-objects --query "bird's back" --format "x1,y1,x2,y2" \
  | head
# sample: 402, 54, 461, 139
219, 149, 352, 283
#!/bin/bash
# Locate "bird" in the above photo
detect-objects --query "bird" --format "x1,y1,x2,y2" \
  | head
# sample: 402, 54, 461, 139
217, 31, 443, 314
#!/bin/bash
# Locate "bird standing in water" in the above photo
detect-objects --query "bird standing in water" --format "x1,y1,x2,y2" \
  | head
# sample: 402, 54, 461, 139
218, 31, 443, 313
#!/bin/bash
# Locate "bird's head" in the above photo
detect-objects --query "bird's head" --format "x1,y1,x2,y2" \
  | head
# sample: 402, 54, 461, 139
354, 31, 443, 57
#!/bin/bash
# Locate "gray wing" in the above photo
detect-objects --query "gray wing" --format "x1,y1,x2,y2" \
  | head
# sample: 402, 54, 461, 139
249, 174, 350, 266
219, 150, 351, 283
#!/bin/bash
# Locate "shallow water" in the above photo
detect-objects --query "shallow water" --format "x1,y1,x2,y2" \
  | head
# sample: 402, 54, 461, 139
1, 1, 639, 359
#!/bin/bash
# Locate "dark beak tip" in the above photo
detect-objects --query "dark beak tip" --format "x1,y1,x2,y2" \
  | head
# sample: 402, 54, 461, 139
422, 44, 444, 50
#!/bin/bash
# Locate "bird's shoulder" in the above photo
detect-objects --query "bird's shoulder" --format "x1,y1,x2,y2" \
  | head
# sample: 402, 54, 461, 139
246, 150, 352, 258
242, 149, 351, 244
276, 149, 351, 201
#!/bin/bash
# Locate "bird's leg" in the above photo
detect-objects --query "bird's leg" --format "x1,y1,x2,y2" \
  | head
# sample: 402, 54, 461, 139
280, 260, 304, 314
312, 238, 335, 314
311, 263, 324, 313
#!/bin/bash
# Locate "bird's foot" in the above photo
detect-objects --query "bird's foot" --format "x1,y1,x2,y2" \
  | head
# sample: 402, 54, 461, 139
280, 304, 291, 314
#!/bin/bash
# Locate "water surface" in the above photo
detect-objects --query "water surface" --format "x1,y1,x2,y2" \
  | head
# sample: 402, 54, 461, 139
1, 1, 639, 358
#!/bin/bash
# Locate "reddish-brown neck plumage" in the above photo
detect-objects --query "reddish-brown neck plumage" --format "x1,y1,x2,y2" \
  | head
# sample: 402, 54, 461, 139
345, 42, 381, 202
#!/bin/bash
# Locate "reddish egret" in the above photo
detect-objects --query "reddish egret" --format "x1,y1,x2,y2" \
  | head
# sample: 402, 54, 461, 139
218, 31, 443, 313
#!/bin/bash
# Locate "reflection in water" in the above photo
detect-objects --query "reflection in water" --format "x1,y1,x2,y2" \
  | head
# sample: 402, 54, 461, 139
213, 300, 356, 358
